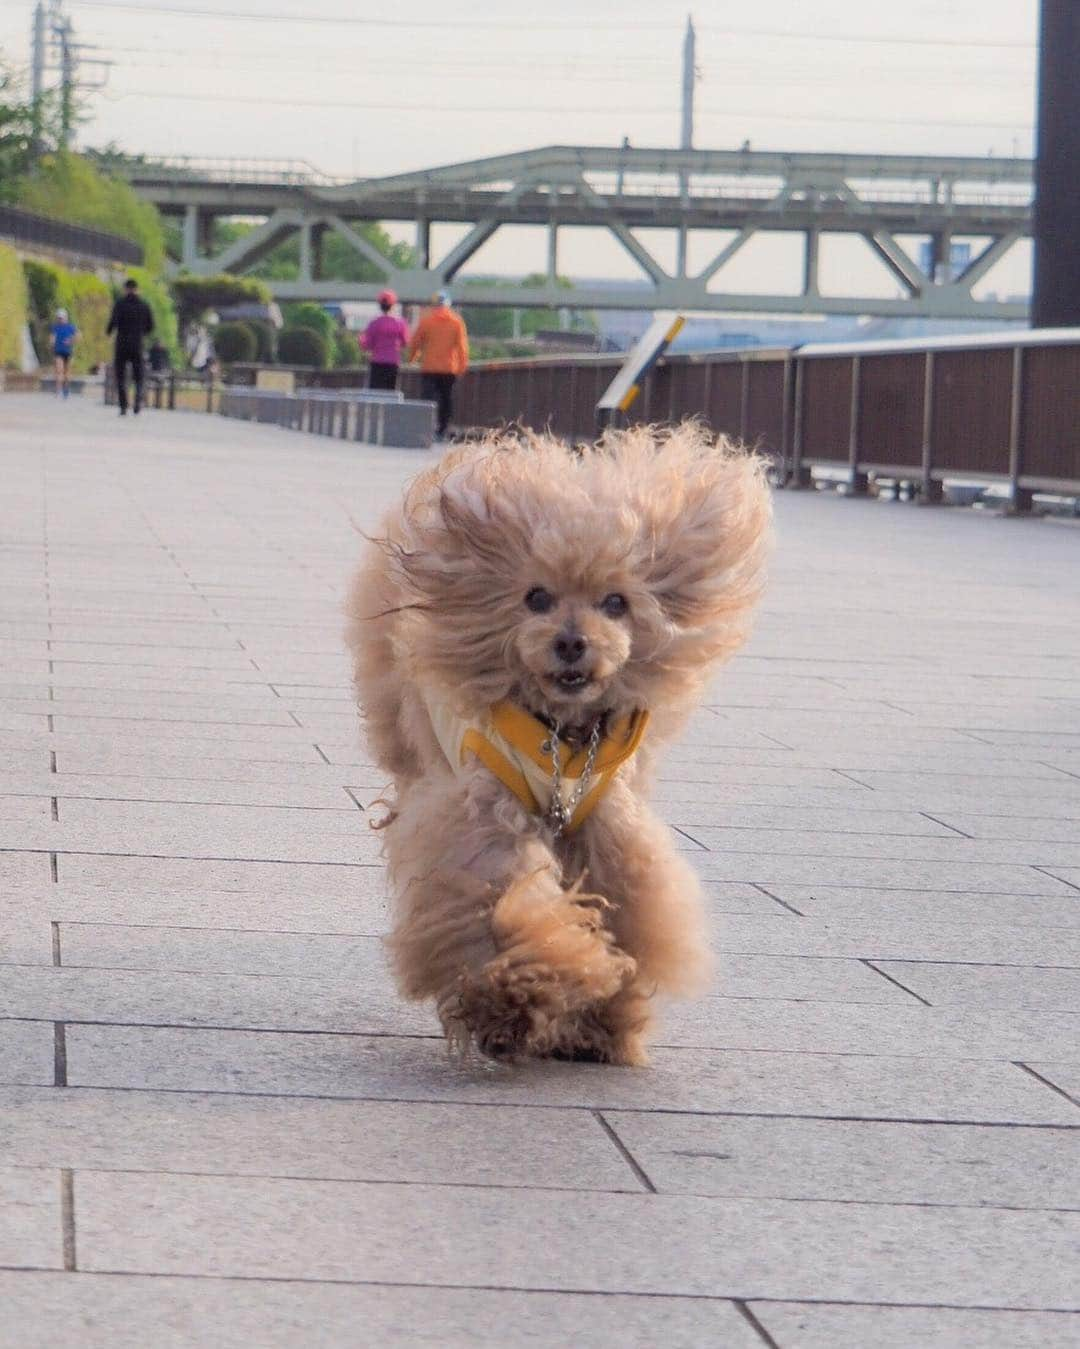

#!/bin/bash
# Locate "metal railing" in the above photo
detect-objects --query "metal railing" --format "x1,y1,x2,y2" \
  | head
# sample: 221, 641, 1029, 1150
0, 204, 143, 266
418, 330, 1080, 510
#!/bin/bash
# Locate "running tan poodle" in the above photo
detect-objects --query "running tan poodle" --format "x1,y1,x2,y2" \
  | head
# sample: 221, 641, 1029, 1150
347, 425, 771, 1066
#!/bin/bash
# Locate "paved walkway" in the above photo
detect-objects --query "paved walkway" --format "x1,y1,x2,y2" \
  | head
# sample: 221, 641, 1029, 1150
2, 394, 1080, 1348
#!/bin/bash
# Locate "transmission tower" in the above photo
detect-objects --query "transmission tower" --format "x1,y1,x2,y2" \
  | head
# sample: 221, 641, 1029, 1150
29, 0, 111, 152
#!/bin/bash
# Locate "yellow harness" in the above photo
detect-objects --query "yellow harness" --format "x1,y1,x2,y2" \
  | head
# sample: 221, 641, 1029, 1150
425, 696, 649, 833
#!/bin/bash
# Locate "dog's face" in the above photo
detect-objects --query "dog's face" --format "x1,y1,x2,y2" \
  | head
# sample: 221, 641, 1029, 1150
387, 428, 771, 726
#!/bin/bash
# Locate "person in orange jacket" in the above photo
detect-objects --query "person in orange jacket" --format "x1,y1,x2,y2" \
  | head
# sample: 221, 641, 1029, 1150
407, 290, 469, 439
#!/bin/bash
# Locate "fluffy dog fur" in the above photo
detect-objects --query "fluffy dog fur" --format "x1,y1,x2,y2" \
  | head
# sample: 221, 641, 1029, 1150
346, 424, 771, 1066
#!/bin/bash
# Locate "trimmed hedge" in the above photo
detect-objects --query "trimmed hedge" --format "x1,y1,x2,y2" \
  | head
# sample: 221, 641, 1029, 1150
0, 243, 29, 369
213, 320, 257, 363
247, 318, 276, 363
277, 324, 329, 368
172, 274, 272, 330
282, 301, 335, 342
333, 328, 360, 368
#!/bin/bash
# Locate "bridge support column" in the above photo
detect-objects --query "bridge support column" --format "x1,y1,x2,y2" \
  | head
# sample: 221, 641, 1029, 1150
676, 223, 688, 278
182, 204, 201, 268
299, 223, 314, 283
415, 217, 430, 269
547, 219, 558, 284
803, 229, 820, 297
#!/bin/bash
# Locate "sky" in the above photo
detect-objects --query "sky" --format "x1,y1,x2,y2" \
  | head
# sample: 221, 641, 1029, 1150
1, 0, 1040, 296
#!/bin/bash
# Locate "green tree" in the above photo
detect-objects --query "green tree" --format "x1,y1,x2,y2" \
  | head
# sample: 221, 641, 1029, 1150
281, 301, 335, 342
15, 151, 167, 272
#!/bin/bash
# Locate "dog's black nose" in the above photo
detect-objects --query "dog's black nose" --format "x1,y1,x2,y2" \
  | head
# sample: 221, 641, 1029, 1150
553, 631, 587, 664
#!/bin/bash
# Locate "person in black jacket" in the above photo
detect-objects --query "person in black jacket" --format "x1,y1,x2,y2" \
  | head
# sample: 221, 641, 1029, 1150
106, 278, 154, 415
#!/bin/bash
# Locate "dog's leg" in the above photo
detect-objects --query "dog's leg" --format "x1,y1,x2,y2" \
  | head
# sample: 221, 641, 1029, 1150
575, 785, 713, 1066
386, 772, 635, 1062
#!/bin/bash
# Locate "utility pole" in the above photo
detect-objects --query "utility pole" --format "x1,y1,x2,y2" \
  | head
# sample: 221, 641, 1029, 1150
56, 4, 75, 148
677, 15, 697, 277
1032, 0, 1080, 326
30, 2, 46, 157
681, 15, 696, 152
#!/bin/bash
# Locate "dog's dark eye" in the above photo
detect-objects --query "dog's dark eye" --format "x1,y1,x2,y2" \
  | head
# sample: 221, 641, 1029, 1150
525, 586, 555, 614
600, 593, 629, 619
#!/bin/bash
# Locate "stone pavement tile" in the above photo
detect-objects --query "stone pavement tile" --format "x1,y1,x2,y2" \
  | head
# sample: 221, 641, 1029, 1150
72, 1170, 1080, 1305
683, 828, 1080, 868
46, 623, 241, 649
667, 806, 957, 836
46, 669, 268, 694
29, 826, 382, 867
0, 797, 52, 826
0, 748, 50, 773
48, 645, 255, 670
654, 997, 1080, 1061
707, 954, 914, 1004
703, 882, 788, 916
709, 913, 1080, 965
0, 1087, 636, 1193
49, 719, 326, 749
1043, 868, 1080, 892
54, 735, 329, 767
62, 1027, 1080, 1124
0, 966, 433, 1036
878, 962, 1080, 1009
692, 853, 1076, 895
54, 854, 387, 897
1024, 1063, 1080, 1107
57, 924, 385, 980
654, 766, 866, 792
53, 748, 382, 786
0, 1272, 760, 1349
656, 783, 1080, 819
0, 1167, 61, 1269
0, 852, 51, 889
934, 814, 1080, 843
4, 880, 391, 937
55, 799, 363, 839
752, 1305, 1080, 1348
0, 1020, 54, 1086
777, 887, 1080, 930
3, 774, 356, 810
601, 1112, 1080, 1207
836, 769, 1080, 796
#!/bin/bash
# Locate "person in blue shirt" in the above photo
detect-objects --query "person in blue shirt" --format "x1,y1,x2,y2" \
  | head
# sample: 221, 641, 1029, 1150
50, 308, 79, 399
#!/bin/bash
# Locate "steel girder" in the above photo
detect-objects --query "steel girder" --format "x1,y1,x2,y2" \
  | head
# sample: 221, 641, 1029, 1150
142, 143, 1033, 319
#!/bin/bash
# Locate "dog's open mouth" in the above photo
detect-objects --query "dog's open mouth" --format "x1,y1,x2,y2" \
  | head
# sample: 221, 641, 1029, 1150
552, 670, 592, 693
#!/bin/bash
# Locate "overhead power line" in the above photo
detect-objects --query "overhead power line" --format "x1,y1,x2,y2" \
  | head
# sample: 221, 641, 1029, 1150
67, 1, 1036, 48
107, 87, 1035, 132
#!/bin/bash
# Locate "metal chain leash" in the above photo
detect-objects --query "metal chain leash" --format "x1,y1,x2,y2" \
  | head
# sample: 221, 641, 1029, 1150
543, 719, 603, 837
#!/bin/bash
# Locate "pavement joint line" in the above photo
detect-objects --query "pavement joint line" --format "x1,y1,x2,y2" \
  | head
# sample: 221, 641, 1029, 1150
2, 849, 384, 870
1012, 1062, 1080, 1111
0, 1264, 1078, 1315
59, 1170, 77, 1271
672, 825, 707, 850
733, 1299, 783, 1347
343, 787, 366, 812
860, 959, 932, 1007
4, 793, 364, 814
52, 1023, 67, 1087
1034, 866, 1080, 895
50, 923, 61, 967
48, 851, 58, 884
312, 744, 332, 765
919, 812, 972, 838
8, 1082, 1080, 1128
49, 796, 58, 822
591, 1112, 657, 1193
749, 884, 805, 917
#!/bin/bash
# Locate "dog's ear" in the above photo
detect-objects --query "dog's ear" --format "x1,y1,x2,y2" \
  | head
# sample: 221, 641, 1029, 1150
641, 439, 771, 630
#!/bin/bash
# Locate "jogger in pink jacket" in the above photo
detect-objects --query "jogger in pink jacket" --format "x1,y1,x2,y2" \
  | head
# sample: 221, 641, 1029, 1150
359, 290, 410, 391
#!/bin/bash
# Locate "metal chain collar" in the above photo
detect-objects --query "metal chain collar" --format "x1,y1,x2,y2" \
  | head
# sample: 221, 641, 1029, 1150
543, 719, 603, 837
